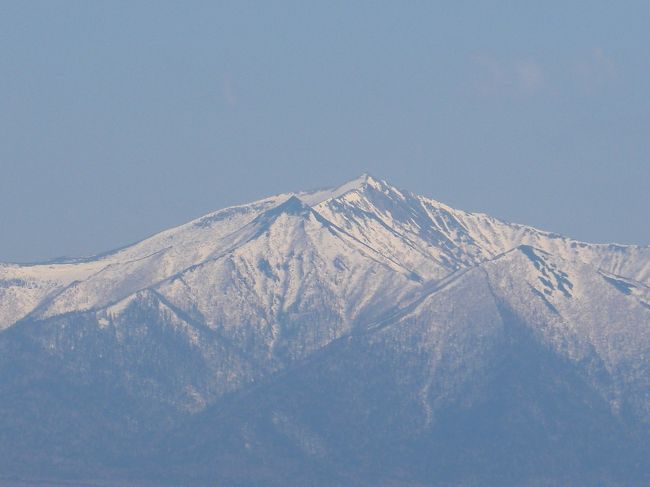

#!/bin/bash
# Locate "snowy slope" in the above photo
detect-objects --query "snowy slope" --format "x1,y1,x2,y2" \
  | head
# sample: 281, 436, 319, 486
1, 174, 649, 485
146, 244, 650, 486
315, 175, 650, 284
1, 174, 648, 331
0, 194, 287, 328
341, 242, 650, 422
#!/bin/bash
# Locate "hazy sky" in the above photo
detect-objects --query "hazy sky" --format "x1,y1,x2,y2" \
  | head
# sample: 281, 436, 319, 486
1, 1, 649, 262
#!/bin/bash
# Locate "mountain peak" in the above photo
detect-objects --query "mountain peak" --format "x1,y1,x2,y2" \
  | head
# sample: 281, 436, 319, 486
272, 195, 310, 215
3, 171, 650, 486
350, 172, 395, 191
352, 172, 382, 186
300, 173, 400, 207
253, 196, 312, 224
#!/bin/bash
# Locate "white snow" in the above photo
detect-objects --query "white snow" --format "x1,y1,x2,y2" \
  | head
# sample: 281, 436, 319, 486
1, 174, 648, 333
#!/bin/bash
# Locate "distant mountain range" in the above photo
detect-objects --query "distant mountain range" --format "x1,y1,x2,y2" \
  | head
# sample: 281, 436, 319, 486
1, 174, 649, 486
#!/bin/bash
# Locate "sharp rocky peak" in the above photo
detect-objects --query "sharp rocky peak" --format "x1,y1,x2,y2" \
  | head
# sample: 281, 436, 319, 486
299, 173, 407, 207
339, 173, 405, 197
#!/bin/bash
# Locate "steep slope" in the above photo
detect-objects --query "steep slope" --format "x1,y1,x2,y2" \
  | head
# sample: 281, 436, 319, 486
0, 193, 288, 329
483, 245, 650, 420
0, 196, 421, 423
451, 205, 650, 285
0, 176, 416, 330
149, 246, 650, 486
314, 175, 650, 285
156, 196, 421, 367
2, 174, 648, 331
0, 174, 649, 486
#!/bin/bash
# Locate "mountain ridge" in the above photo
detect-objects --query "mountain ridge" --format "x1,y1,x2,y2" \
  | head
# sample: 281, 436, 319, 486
0, 174, 649, 485
2, 174, 648, 331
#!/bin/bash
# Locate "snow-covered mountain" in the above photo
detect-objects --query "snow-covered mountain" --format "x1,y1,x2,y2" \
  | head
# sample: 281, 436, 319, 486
1, 174, 649, 486
2, 174, 647, 330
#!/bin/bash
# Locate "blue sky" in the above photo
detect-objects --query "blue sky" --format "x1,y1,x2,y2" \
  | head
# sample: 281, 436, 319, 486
1, 1, 649, 262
